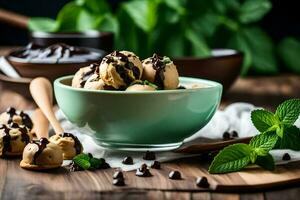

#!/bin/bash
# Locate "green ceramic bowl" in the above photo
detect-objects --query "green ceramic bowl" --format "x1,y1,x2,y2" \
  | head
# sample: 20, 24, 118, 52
54, 75, 222, 150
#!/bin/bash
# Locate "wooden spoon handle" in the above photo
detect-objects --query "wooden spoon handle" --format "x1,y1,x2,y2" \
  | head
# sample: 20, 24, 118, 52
32, 109, 49, 139
0, 9, 29, 29
30, 77, 64, 135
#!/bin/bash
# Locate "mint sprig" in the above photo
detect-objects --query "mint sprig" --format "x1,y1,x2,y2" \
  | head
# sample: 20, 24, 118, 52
209, 99, 300, 174
73, 153, 105, 171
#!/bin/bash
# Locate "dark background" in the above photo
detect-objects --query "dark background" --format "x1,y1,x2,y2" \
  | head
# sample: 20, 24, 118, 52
0, 0, 299, 46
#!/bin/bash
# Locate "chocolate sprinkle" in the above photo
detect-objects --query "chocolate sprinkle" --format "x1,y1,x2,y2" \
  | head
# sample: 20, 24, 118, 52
282, 153, 291, 161
136, 163, 152, 177
150, 161, 161, 169
122, 156, 133, 165
169, 170, 181, 180
143, 151, 156, 160
112, 178, 125, 186
196, 176, 210, 188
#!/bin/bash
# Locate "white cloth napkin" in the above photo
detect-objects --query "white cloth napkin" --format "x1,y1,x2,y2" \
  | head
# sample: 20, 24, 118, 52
54, 103, 300, 171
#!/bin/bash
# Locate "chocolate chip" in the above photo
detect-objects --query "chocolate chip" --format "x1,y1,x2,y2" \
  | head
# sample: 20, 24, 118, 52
101, 162, 111, 169
282, 153, 291, 161
122, 156, 133, 165
113, 171, 124, 179
231, 130, 239, 138
177, 86, 186, 89
151, 161, 161, 169
143, 151, 156, 160
222, 131, 231, 140
136, 163, 152, 177
112, 178, 125, 186
10, 123, 19, 128
196, 176, 210, 188
168, 170, 181, 180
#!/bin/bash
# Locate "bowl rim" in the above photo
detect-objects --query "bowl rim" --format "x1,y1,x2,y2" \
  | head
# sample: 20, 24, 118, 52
54, 75, 223, 95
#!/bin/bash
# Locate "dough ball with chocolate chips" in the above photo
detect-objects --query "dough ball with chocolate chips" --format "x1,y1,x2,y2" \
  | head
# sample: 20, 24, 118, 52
72, 63, 99, 88
20, 138, 63, 170
49, 133, 83, 160
99, 51, 143, 89
0, 123, 32, 157
142, 54, 179, 90
0, 107, 33, 130
126, 84, 156, 91
83, 73, 106, 90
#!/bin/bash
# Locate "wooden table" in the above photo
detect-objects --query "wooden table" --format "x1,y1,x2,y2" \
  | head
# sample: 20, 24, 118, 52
1, 48, 300, 199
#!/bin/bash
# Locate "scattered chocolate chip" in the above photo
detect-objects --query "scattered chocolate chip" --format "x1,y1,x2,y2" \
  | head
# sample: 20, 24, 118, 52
196, 176, 210, 188
10, 123, 19, 128
282, 153, 291, 161
231, 130, 239, 138
101, 162, 111, 169
222, 131, 231, 140
143, 151, 156, 160
177, 86, 186, 89
113, 170, 124, 179
151, 161, 161, 169
168, 170, 181, 180
68, 161, 83, 172
112, 178, 125, 186
136, 163, 152, 177
122, 156, 133, 165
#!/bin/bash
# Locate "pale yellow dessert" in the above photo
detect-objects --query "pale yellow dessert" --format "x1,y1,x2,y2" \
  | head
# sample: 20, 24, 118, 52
142, 54, 179, 90
99, 51, 143, 89
72, 63, 99, 88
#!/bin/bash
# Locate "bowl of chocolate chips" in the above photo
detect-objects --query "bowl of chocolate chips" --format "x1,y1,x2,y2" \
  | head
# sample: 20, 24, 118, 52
6, 43, 106, 81
54, 50, 222, 151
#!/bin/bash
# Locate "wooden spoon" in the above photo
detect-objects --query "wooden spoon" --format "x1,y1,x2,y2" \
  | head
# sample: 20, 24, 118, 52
31, 108, 49, 139
30, 77, 64, 135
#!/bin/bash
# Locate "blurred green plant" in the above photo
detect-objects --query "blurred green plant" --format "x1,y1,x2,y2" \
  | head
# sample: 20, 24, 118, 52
28, 0, 300, 76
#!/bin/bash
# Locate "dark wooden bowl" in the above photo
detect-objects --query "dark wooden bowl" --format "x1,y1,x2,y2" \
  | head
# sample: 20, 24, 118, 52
6, 48, 106, 82
174, 49, 243, 92
0, 72, 32, 99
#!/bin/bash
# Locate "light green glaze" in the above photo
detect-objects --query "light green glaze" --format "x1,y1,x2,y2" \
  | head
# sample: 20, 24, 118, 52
54, 75, 222, 150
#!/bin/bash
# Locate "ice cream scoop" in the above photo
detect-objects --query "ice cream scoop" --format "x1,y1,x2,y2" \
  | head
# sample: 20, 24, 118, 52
142, 54, 179, 90
49, 132, 83, 160
99, 51, 143, 89
83, 73, 106, 90
0, 123, 32, 157
126, 80, 157, 91
72, 63, 99, 88
20, 137, 63, 170
0, 107, 33, 130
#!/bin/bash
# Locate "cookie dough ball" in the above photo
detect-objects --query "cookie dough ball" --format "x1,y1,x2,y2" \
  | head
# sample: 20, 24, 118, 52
0, 123, 32, 157
0, 107, 33, 130
20, 138, 63, 170
100, 51, 143, 89
49, 133, 83, 160
142, 54, 179, 90
83, 73, 106, 90
72, 63, 100, 88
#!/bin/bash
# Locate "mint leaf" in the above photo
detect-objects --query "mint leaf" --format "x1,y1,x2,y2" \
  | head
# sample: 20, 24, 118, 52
73, 155, 91, 170
238, 0, 272, 24
275, 99, 300, 125
275, 125, 300, 150
251, 109, 278, 132
278, 37, 300, 74
209, 144, 253, 174
255, 153, 275, 171
90, 157, 104, 169
28, 17, 58, 32
249, 132, 278, 155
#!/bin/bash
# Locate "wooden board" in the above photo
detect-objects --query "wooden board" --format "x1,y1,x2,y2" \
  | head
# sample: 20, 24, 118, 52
1, 156, 300, 199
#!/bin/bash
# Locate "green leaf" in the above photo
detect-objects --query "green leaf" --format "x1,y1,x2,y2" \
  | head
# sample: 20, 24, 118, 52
242, 27, 278, 74
185, 29, 211, 57
275, 125, 300, 150
75, 0, 110, 14
56, 2, 84, 31
89, 157, 104, 169
28, 17, 58, 32
209, 144, 253, 174
250, 132, 278, 156
251, 109, 278, 132
73, 154, 91, 170
275, 99, 300, 125
96, 14, 119, 38
238, 0, 272, 24
278, 37, 300, 74
163, 0, 186, 15
255, 154, 275, 171
122, 0, 159, 32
